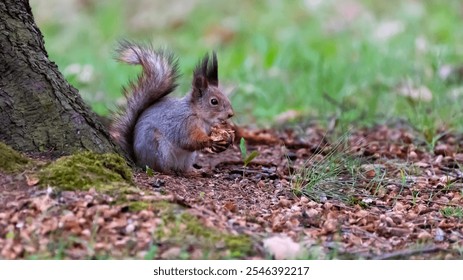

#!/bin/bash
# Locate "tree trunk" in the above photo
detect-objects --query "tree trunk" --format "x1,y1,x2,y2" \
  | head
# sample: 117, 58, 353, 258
0, 0, 118, 155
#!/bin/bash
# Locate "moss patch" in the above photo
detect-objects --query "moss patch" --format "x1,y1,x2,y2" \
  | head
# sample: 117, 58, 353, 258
126, 201, 152, 212
0, 142, 30, 173
180, 213, 252, 258
38, 152, 134, 193
152, 202, 253, 259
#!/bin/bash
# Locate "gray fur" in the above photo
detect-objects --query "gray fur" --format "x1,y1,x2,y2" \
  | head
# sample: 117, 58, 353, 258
133, 96, 202, 173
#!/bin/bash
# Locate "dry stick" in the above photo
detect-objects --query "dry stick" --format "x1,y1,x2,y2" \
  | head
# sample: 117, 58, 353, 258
372, 246, 449, 260
401, 197, 462, 208
439, 166, 463, 184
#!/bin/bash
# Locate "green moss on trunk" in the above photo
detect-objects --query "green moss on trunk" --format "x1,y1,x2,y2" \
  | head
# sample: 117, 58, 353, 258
0, 142, 30, 173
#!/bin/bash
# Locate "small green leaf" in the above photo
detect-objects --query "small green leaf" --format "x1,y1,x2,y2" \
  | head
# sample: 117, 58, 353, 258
6, 231, 15, 239
244, 151, 259, 167
144, 245, 158, 260
239, 137, 247, 160
146, 166, 154, 177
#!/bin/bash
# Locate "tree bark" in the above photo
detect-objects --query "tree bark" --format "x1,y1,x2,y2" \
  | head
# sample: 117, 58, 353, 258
0, 0, 118, 155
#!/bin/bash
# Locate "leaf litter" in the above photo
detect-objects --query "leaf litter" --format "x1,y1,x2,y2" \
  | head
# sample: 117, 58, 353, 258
1, 123, 463, 259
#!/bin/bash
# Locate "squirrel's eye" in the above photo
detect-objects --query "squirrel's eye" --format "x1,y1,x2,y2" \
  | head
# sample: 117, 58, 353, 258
210, 98, 219, 105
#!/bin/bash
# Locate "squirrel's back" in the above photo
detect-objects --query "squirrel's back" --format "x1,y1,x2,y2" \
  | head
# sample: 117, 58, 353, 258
110, 41, 179, 161
133, 96, 196, 171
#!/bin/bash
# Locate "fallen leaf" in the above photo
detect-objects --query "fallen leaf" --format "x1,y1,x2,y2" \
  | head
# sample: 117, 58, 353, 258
25, 175, 39, 186
417, 230, 432, 241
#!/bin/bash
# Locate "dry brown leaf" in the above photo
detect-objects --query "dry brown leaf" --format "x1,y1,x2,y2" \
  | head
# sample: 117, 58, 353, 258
25, 175, 39, 186
223, 201, 237, 212
417, 230, 433, 241
322, 219, 338, 233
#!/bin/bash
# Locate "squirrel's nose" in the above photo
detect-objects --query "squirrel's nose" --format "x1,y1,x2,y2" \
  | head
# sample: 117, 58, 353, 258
227, 110, 234, 118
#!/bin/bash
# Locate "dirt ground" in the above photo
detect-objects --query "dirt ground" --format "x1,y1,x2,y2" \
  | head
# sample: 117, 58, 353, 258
1, 123, 463, 259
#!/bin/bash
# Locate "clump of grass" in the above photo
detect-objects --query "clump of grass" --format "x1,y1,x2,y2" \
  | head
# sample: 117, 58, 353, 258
290, 135, 366, 204
440, 206, 463, 219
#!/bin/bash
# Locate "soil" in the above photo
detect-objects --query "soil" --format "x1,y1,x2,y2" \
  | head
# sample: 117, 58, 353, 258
1, 124, 463, 259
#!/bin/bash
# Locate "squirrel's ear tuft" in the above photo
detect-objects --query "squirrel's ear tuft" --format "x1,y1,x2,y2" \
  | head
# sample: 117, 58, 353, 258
207, 52, 218, 86
193, 52, 218, 88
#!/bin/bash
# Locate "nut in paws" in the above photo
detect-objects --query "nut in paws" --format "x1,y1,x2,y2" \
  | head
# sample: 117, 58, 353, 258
209, 124, 235, 153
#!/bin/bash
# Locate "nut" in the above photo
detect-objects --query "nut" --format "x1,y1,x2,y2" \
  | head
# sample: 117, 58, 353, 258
207, 123, 235, 153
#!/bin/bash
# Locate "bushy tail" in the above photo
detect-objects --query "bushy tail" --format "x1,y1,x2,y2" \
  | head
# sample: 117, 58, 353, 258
111, 40, 179, 161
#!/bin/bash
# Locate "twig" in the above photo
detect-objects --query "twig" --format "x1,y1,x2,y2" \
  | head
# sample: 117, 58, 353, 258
372, 246, 448, 260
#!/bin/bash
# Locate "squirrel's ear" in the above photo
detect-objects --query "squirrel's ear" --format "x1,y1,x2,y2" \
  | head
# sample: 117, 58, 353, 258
193, 75, 208, 94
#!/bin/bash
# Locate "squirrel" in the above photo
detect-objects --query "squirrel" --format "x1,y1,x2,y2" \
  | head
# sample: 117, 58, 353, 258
110, 41, 235, 174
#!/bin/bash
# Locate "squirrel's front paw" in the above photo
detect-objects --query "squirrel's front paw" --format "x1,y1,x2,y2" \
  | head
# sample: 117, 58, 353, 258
209, 125, 235, 153
211, 139, 231, 153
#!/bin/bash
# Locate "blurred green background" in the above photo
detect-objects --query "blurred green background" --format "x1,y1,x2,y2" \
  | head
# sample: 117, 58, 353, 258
30, 0, 463, 140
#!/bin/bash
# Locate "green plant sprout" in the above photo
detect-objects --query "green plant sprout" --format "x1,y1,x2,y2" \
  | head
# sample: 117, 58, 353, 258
239, 137, 259, 177
145, 165, 155, 177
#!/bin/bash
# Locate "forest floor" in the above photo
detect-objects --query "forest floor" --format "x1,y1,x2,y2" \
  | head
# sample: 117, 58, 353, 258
1, 123, 463, 259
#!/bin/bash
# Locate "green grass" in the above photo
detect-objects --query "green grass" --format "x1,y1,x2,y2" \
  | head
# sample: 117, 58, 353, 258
290, 134, 367, 204
31, 0, 463, 135
441, 206, 463, 219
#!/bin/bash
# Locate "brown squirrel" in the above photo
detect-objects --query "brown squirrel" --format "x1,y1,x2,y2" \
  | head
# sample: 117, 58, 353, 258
110, 41, 234, 174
